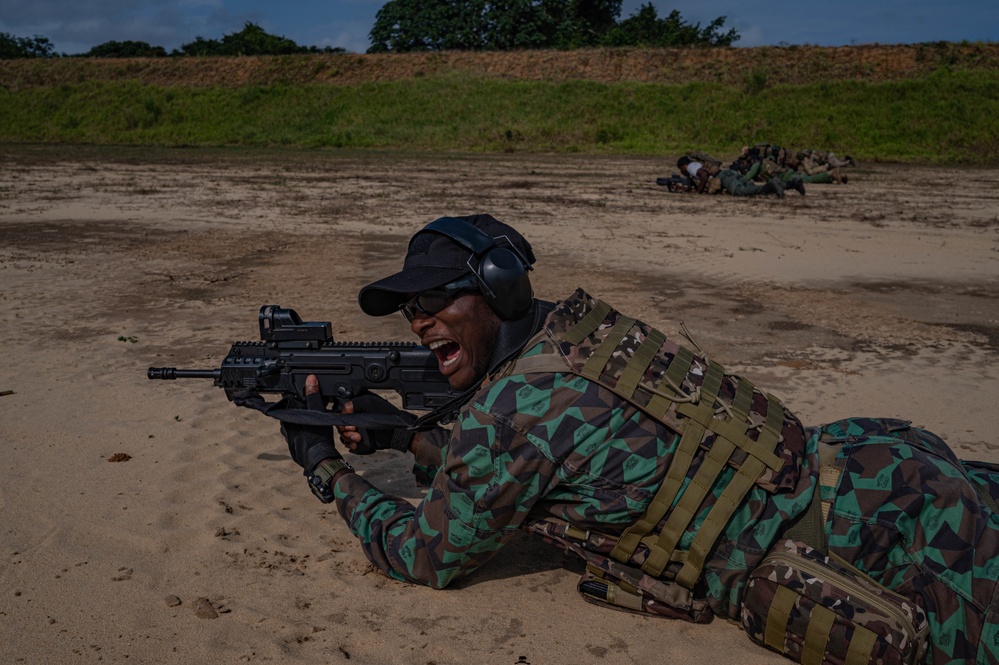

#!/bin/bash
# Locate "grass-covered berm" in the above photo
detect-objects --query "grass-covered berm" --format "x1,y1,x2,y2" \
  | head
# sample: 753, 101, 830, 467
1, 42, 998, 162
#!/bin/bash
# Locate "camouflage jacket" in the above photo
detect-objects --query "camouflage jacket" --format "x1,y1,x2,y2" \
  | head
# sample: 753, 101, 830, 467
333, 288, 817, 621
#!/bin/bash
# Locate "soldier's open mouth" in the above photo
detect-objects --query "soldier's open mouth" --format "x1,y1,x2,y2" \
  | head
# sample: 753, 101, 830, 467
429, 340, 461, 369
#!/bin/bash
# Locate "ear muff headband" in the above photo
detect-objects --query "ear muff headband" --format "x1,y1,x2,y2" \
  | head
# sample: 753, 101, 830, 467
421, 217, 533, 320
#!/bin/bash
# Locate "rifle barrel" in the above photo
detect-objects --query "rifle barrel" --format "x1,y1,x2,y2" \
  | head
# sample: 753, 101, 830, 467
147, 367, 220, 380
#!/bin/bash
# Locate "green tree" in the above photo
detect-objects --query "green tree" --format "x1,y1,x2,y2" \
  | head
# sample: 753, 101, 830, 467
602, 4, 739, 47
368, 0, 624, 52
218, 22, 305, 55
177, 35, 223, 56
0, 32, 55, 59
83, 40, 168, 58
555, 0, 622, 48
482, 0, 558, 50
368, 0, 483, 51
177, 22, 336, 56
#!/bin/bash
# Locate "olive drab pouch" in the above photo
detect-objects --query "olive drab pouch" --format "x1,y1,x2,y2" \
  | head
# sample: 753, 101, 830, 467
742, 539, 929, 665
523, 517, 714, 622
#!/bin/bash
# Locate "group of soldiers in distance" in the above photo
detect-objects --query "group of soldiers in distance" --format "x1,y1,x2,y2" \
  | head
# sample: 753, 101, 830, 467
659, 144, 856, 198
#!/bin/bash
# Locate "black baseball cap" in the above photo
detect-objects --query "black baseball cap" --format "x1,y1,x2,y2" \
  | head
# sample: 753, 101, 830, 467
358, 214, 535, 317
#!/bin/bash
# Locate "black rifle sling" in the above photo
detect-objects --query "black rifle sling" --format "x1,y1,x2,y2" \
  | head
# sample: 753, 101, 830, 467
231, 391, 413, 429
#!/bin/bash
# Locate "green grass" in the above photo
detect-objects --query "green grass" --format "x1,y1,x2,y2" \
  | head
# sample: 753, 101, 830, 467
1, 69, 997, 163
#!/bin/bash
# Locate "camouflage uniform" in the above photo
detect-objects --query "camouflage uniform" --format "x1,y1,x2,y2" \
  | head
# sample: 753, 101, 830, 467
717, 169, 779, 197
819, 417, 999, 664
744, 158, 836, 185
793, 149, 854, 175
333, 290, 999, 664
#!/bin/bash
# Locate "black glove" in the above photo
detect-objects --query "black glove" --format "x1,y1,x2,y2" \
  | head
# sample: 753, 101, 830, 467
344, 393, 418, 455
279, 391, 341, 475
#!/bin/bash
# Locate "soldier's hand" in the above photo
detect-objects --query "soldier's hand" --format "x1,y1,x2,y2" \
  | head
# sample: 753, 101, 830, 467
280, 374, 341, 474
338, 393, 416, 455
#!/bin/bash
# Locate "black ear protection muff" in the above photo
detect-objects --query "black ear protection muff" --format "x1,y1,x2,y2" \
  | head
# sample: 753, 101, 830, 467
421, 217, 534, 320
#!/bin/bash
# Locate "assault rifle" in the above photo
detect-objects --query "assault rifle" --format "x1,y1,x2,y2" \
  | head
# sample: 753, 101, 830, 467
147, 305, 456, 425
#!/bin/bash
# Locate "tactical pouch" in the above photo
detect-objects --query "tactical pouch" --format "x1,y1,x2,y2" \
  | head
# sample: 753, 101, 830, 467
741, 539, 929, 665
523, 518, 714, 623
576, 567, 713, 623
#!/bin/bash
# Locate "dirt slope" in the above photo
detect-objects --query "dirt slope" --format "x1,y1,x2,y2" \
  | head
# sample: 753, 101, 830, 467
2, 42, 998, 89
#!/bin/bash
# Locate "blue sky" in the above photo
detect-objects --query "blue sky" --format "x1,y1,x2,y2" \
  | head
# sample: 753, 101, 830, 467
1, 0, 996, 55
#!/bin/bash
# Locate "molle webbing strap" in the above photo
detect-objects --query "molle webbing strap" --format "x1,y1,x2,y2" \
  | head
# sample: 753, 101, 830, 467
608, 359, 722, 567
802, 604, 836, 665
615, 328, 667, 401
623, 363, 727, 576
639, 535, 688, 564
641, 382, 786, 582
676, 379, 784, 588
731, 376, 755, 421
687, 391, 785, 472
608, 402, 700, 564
581, 316, 637, 382
672, 393, 786, 585
611, 358, 728, 577
675, 451, 765, 587
645, 346, 694, 420
697, 361, 726, 412
641, 434, 735, 577
562, 299, 613, 345
676, 379, 763, 589
766, 584, 797, 651
845, 626, 879, 665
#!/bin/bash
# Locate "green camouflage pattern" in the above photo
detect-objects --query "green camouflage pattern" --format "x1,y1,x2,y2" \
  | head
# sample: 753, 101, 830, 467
331, 293, 999, 665
526, 289, 817, 618
542, 289, 808, 496
820, 417, 999, 664
742, 538, 930, 664
334, 288, 816, 620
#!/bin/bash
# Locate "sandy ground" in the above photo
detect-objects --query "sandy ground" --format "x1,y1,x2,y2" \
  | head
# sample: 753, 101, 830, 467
2, 147, 998, 664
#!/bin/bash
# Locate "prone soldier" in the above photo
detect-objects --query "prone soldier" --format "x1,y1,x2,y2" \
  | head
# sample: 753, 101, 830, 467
258, 214, 999, 665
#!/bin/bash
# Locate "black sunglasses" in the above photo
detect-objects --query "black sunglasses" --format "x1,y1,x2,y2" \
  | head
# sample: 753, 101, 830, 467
399, 276, 480, 322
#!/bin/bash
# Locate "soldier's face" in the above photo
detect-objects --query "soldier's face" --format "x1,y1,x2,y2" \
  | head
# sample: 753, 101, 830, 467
410, 292, 502, 391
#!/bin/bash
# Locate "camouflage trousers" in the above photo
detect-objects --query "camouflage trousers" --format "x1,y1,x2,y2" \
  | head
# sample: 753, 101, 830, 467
778, 169, 834, 185
717, 169, 769, 196
820, 418, 999, 664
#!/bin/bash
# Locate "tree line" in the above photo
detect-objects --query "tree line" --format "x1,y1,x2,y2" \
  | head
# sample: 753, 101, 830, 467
0, 22, 345, 59
369, 0, 737, 52
0, 2, 737, 59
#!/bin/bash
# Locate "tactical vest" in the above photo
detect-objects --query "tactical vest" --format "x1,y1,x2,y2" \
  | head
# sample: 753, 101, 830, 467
510, 289, 810, 622
686, 151, 723, 176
